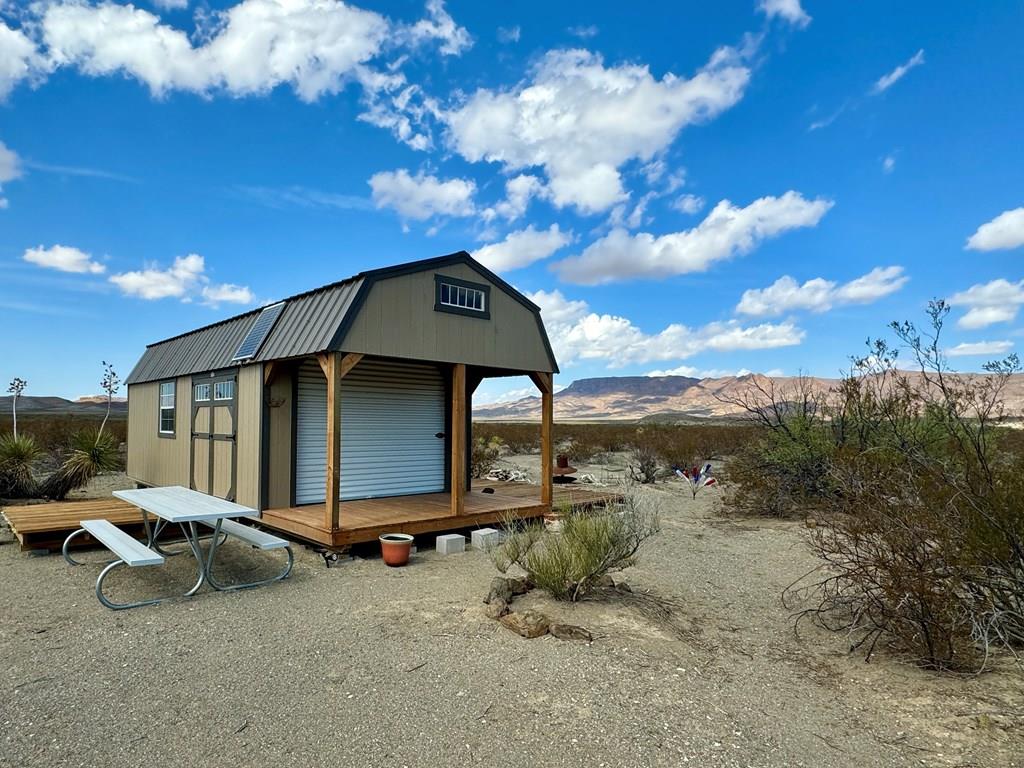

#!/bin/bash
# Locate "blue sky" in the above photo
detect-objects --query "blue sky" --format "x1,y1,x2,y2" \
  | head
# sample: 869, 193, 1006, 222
1, 0, 1023, 404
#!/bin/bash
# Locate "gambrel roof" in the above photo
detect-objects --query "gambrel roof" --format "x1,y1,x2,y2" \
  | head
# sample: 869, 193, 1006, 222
125, 252, 558, 384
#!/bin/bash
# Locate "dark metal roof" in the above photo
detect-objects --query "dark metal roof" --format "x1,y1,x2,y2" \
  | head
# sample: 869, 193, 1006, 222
126, 277, 363, 384
125, 251, 558, 385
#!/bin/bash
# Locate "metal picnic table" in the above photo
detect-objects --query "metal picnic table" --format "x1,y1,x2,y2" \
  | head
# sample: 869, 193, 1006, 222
63, 486, 293, 609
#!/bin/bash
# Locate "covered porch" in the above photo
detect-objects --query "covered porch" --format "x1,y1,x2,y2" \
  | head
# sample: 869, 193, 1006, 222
258, 352, 560, 548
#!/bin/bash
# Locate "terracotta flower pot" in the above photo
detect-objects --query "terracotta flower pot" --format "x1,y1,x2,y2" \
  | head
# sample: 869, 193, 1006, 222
379, 533, 414, 567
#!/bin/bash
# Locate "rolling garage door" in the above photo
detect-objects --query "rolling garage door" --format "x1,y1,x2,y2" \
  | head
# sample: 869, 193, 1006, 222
294, 358, 446, 504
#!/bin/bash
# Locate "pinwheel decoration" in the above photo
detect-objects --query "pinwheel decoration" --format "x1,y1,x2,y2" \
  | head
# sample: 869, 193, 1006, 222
674, 463, 717, 499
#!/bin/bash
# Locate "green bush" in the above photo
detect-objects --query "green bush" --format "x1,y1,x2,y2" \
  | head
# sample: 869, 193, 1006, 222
39, 428, 120, 500
470, 435, 503, 478
0, 433, 42, 498
491, 493, 660, 601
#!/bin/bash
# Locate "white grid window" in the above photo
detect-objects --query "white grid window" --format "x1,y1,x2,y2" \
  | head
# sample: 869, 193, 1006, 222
214, 380, 235, 401
194, 383, 211, 402
159, 381, 175, 434
439, 282, 485, 312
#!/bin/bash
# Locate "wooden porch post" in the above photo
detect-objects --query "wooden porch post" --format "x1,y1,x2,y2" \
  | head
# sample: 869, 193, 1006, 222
450, 363, 466, 516
318, 352, 364, 531
530, 371, 554, 507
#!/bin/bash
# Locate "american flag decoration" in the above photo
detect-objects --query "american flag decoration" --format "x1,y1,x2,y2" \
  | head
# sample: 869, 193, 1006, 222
674, 462, 717, 498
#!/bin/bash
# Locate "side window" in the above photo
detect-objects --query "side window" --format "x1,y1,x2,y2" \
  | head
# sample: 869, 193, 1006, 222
158, 381, 176, 435
194, 383, 211, 402
214, 380, 235, 401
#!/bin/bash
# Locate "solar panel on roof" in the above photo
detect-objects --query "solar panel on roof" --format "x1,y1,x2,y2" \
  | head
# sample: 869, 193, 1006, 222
231, 302, 286, 362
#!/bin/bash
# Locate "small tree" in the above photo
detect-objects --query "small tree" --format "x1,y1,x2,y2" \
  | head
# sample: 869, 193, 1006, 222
98, 361, 121, 437
7, 377, 26, 439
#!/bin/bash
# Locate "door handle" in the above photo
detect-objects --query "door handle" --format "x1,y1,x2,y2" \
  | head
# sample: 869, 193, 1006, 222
435, 432, 446, 439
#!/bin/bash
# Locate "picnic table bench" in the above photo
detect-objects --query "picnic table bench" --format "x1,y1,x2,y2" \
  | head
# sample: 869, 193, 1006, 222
63, 486, 293, 610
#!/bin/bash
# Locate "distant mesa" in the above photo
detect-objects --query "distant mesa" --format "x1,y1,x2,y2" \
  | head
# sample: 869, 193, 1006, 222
0, 395, 128, 416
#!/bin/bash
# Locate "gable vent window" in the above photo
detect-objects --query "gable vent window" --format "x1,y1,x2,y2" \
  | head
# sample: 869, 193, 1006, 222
434, 275, 491, 319
232, 301, 286, 362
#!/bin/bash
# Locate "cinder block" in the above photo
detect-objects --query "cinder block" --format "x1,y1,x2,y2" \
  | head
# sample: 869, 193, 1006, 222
471, 527, 504, 551
435, 533, 466, 555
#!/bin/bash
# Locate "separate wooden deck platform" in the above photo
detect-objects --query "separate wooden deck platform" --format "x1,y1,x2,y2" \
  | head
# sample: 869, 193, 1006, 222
261, 480, 622, 548
3, 498, 150, 551
1, 482, 622, 552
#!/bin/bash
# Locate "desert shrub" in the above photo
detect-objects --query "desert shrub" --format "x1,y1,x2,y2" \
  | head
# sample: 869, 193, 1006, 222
39, 428, 120, 500
471, 435, 503, 478
740, 302, 1024, 671
0, 415, 127, 466
0, 433, 42, 498
492, 493, 660, 601
626, 444, 660, 484
562, 438, 600, 463
477, 422, 538, 454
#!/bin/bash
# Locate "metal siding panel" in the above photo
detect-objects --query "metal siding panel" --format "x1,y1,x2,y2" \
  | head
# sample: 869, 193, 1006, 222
294, 361, 328, 504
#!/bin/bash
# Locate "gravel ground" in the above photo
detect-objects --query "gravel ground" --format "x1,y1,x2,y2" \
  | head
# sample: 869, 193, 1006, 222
1, 463, 1021, 768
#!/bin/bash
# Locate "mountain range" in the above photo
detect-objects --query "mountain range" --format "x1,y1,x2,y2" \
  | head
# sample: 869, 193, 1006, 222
0, 395, 128, 417
473, 373, 1024, 422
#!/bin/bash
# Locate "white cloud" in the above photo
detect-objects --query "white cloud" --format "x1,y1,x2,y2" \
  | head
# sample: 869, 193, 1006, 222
37, 0, 467, 103
965, 207, 1024, 252
645, 365, 785, 378
109, 253, 254, 304
152, 0, 189, 9
368, 168, 476, 220
0, 20, 46, 100
405, 0, 472, 56
23, 244, 106, 274
528, 288, 804, 367
872, 49, 925, 94
672, 193, 705, 214
882, 154, 896, 173
497, 26, 520, 44
0, 140, 21, 208
483, 174, 545, 222
946, 340, 1013, 358
736, 266, 908, 317
948, 279, 1024, 329
756, 0, 811, 27
473, 224, 571, 272
442, 45, 751, 214
555, 191, 832, 285
567, 25, 598, 39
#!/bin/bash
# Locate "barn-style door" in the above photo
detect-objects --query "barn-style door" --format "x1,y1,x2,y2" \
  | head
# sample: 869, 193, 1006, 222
190, 372, 237, 501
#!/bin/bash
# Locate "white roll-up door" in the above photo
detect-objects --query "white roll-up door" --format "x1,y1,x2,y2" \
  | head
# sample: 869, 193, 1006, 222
294, 358, 447, 504
294, 361, 329, 505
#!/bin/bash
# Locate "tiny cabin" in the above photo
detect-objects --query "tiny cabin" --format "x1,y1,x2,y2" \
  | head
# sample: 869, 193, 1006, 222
124, 252, 558, 547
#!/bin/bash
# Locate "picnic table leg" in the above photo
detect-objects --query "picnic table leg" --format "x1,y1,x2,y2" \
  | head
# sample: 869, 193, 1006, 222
179, 522, 210, 597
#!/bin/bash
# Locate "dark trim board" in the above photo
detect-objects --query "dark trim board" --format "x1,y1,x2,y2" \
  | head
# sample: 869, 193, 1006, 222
433, 273, 492, 320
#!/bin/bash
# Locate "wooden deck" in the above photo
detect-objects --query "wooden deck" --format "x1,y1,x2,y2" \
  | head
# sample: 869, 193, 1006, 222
1, 481, 622, 552
260, 480, 623, 548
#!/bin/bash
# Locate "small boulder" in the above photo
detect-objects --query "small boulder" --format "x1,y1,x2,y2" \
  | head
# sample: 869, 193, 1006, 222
614, 581, 632, 594
499, 610, 549, 639
484, 577, 515, 605
484, 599, 510, 620
549, 623, 593, 642
508, 576, 533, 595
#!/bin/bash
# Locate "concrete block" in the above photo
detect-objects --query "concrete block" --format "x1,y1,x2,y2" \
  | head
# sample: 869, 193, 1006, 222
435, 533, 466, 555
471, 528, 504, 551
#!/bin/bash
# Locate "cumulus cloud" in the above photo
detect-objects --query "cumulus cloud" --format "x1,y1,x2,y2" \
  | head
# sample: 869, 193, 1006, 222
965, 207, 1024, 252
528, 288, 804, 367
152, 0, 189, 9
473, 224, 571, 272
672, 193, 705, 214
482, 174, 545, 222
554, 191, 832, 285
756, 0, 811, 27
0, 139, 21, 208
0, 20, 46, 100
946, 340, 1013, 358
737, 266, 908, 317
23, 244, 106, 274
645, 364, 784, 378
33, 0, 468, 103
872, 49, 925, 94
442, 45, 751, 214
109, 253, 254, 304
948, 279, 1024, 329
368, 168, 476, 221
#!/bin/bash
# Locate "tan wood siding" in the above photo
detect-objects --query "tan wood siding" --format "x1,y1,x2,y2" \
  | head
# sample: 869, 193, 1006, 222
266, 367, 294, 509
341, 263, 554, 372
126, 377, 190, 487
234, 364, 262, 508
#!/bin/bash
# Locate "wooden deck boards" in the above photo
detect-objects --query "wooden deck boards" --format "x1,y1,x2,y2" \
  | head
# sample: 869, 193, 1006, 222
2, 482, 622, 552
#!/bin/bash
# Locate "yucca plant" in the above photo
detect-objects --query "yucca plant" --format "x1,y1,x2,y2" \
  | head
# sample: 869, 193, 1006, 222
39, 428, 119, 500
0, 432, 42, 498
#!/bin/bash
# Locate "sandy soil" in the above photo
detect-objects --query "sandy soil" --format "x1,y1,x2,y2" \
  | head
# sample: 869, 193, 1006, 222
0, 461, 1020, 767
